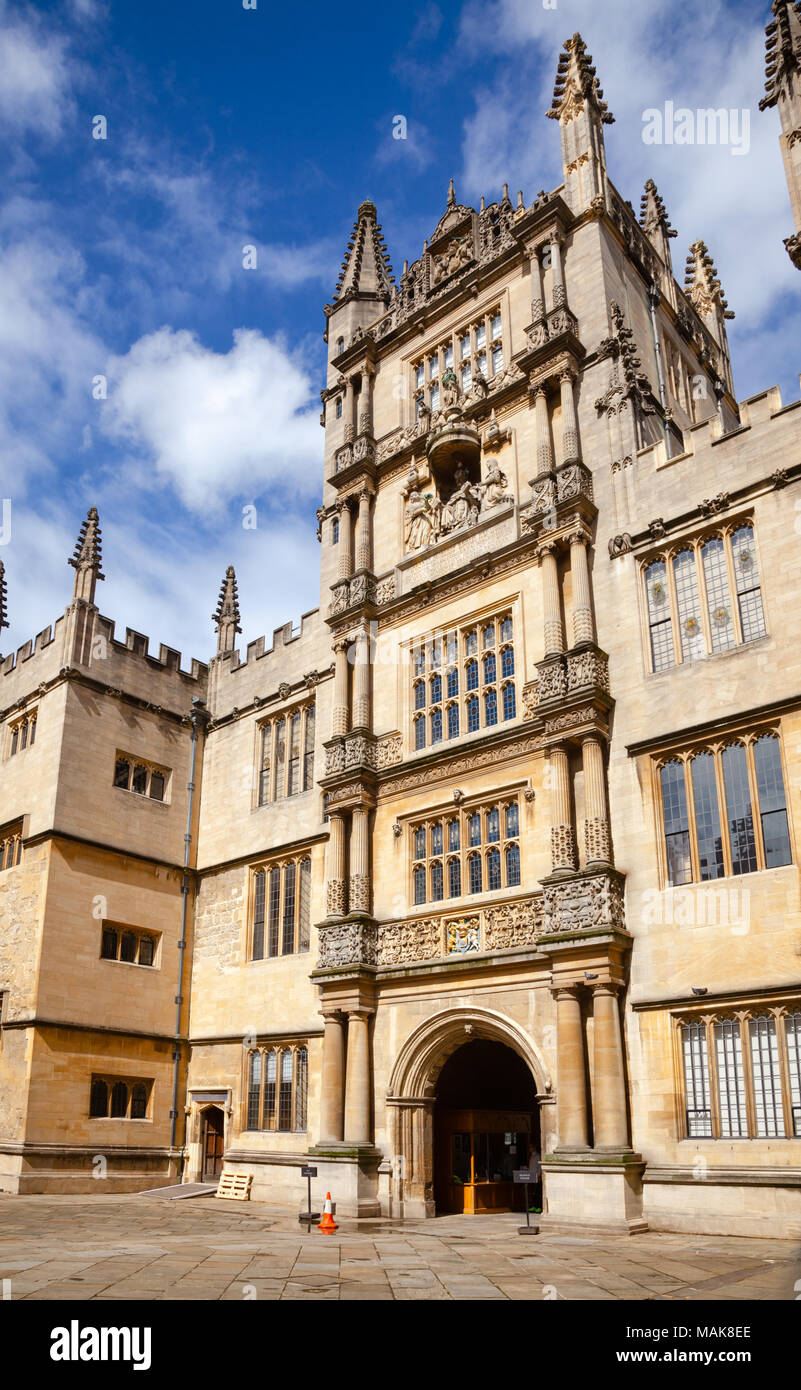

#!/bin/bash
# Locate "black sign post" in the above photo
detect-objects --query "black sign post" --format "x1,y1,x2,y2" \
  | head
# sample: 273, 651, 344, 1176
514, 1166, 540, 1236
299, 1164, 320, 1225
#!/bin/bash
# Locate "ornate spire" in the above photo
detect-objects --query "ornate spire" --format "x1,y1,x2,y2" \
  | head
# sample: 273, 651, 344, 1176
212, 564, 241, 656
760, 2, 801, 268
639, 178, 677, 274
333, 200, 395, 302
684, 241, 735, 332
69, 506, 105, 604
546, 33, 614, 123
760, 1, 801, 109
0, 560, 8, 648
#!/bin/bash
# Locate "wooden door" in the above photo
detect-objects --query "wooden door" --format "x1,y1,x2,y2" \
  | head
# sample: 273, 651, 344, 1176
202, 1108, 224, 1180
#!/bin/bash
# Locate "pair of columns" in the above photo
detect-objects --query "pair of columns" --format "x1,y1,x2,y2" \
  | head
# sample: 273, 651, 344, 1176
339, 370, 374, 442
325, 806, 371, 916
534, 370, 580, 476
319, 1009, 372, 1145
336, 489, 373, 581
529, 232, 566, 322
549, 736, 612, 872
554, 980, 629, 1151
539, 531, 594, 653
332, 625, 371, 735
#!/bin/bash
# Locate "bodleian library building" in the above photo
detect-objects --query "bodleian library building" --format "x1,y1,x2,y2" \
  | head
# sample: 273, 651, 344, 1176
2, 12, 801, 1237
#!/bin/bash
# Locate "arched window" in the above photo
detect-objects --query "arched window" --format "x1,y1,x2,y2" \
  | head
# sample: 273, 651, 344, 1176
90, 1079, 108, 1118
487, 846, 501, 891
430, 709, 442, 744
448, 857, 461, 898
448, 818, 460, 851
130, 1084, 148, 1120
753, 734, 791, 868
268, 866, 281, 956
414, 826, 426, 859
430, 673, 442, 704
506, 843, 521, 886
660, 760, 692, 885
282, 861, 296, 953
264, 1050, 276, 1129
299, 858, 312, 952
303, 706, 315, 791
466, 695, 479, 732
721, 742, 757, 874
149, 769, 165, 801
468, 853, 482, 894
19, 721, 27, 751
287, 710, 302, 796
446, 667, 459, 698
645, 559, 673, 671
447, 703, 459, 739
120, 932, 136, 963
414, 715, 425, 750
464, 630, 477, 657
468, 812, 481, 846
413, 863, 426, 905
466, 658, 478, 691
485, 689, 498, 726
101, 928, 118, 960
732, 524, 765, 642
132, 764, 148, 795
114, 758, 130, 789
110, 1081, 128, 1118
336, 336, 344, 355
295, 1048, 308, 1131
702, 536, 735, 653
673, 548, 705, 662
482, 623, 495, 649
502, 683, 516, 720
247, 1052, 261, 1130
10, 727, 18, 756
335, 397, 343, 419
252, 870, 266, 960
500, 615, 513, 642
483, 652, 496, 685
689, 752, 724, 880
487, 807, 500, 842
501, 645, 514, 678
332, 516, 339, 544
431, 860, 443, 901
505, 803, 519, 838
138, 935, 155, 967
414, 680, 426, 710
273, 716, 286, 798
431, 823, 443, 855
278, 1050, 293, 1131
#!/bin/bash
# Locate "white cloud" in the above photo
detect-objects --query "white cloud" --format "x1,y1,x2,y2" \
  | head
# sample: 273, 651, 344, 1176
101, 327, 322, 512
0, 2, 74, 137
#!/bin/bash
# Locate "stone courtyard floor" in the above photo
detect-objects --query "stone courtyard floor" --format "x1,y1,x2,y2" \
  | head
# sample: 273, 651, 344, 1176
0, 1193, 799, 1301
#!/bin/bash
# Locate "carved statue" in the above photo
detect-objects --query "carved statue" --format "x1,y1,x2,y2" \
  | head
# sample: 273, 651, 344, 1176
480, 458, 512, 508
404, 490, 440, 550
441, 367, 460, 410
440, 465, 480, 534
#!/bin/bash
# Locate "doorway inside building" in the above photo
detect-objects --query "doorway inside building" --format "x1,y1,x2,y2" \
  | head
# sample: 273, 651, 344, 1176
434, 1039, 541, 1215
201, 1107, 224, 1181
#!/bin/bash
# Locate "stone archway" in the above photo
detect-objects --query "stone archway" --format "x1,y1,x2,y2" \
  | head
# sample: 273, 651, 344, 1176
386, 1007, 552, 1219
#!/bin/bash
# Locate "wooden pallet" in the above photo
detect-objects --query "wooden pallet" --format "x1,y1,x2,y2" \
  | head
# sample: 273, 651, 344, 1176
215, 1172, 252, 1201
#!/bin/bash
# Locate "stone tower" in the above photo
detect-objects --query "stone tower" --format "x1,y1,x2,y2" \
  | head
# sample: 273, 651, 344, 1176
761, 0, 801, 267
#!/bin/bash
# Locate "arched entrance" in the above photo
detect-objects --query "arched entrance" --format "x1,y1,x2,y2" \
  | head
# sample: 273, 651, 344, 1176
434, 1039, 540, 1214
387, 1007, 551, 1219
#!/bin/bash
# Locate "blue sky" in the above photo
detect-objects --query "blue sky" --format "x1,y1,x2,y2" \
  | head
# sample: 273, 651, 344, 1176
0, 0, 798, 666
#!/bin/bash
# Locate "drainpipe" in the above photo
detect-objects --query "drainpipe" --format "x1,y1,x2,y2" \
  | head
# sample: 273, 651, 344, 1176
647, 281, 672, 460
170, 696, 210, 1166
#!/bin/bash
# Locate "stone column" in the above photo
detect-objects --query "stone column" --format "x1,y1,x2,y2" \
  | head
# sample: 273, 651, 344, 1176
582, 735, 612, 866
534, 387, 554, 476
549, 743, 577, 871
344, 1010, 372, 1145
559, 368, 580, 465
554, 985, 589, 1150
319, 1012, 345, 1143
356, 487, 372, 573
592, 983, 630, 1150
540, 543, 565, 655
569, 531, 595, 645
343, 381, 354, 444
352, 626, 371, 730
325, 811, 347, 916
337, 502, 353, 581
332, 638, 349, 736
359, 368, 374, 435
349, 806, 370, 915
550, 231, 566, 309
529, 245, 545, 322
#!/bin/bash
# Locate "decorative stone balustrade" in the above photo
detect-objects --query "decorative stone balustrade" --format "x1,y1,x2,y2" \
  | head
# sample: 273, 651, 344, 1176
374, 894, 544, 967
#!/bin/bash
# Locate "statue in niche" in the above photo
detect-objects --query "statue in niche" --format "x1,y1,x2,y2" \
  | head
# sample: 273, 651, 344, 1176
414, 395, 431, 436
432, 235, 472, 287
404, 490, 441, 550
480, 457, 512, 509
441, 366, 460, 411
440, 464, 480, 534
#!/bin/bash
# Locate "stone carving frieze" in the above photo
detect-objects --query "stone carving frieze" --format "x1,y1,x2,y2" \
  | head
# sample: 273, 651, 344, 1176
375, 731, 403, 768
376, 893, 544, 966
317, 919, 377, 968
380, 731, 544, 796
483, 897, 543, 950
541, 871, 626, 937
566, 649, 609, 693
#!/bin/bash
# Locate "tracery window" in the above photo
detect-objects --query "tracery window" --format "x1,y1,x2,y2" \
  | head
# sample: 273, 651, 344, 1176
113, 754, 168, 801
8, 709, 36, 756
657, 732, 791, 885
412, 306, 505, 416
643, 522, 766, 672
251, 856, 311, 959
244, 1044, 308, 1133
408, 795, 521, 906
89, 1075, 152, 1120
258, 704, 315, 805
678, 1004, 801, 1140
410, 611, 516, 751
0, 820, 23, 871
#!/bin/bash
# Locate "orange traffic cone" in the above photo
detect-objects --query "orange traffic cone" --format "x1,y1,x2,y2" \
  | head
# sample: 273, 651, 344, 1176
318, 1191, 338, 1233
